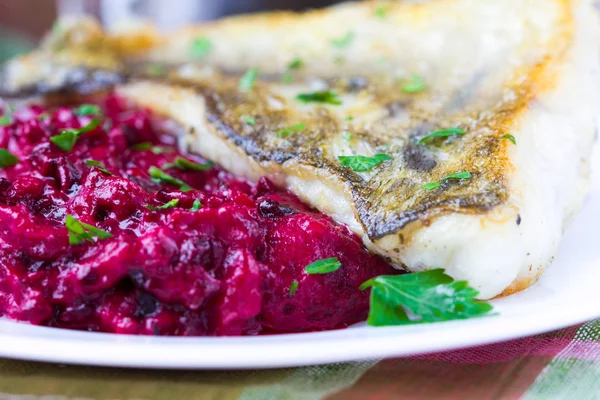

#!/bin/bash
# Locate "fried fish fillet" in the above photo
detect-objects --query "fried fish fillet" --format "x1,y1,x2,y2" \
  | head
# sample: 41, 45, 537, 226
2, 0, 599, 299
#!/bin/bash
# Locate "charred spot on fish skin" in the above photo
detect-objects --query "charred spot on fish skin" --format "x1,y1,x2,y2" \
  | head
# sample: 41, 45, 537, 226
402, 143, 437, 172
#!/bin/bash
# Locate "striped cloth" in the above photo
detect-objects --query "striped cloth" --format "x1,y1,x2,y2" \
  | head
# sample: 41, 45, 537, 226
0, 321, 599, 399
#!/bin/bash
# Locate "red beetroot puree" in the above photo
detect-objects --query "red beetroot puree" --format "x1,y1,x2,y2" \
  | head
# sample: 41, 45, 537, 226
0, 96, 396, 336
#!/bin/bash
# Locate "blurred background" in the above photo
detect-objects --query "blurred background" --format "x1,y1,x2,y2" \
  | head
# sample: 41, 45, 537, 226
0, 0, 345, 61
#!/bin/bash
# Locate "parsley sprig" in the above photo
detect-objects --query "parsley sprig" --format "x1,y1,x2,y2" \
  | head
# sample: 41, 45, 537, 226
422, 171, 471, 190
65, 215, 113, 246
418, 128, 465, 144
239, 67, 259, 92
146, 199, 180, 211
162, 157, 212, 172
305, 257, 342, 274
0, 149, 19, 168
360, 269, 493, 326
338, 154, 392, 172
148, 166, 192, 191
50, 119, 101, 152
296, 90, 342, 105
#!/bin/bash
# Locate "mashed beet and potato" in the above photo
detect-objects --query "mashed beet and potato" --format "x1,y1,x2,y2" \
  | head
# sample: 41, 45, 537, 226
0, 96, 396, 336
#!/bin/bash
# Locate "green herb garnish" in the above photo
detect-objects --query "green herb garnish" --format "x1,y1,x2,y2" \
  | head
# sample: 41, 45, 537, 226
277, 123, 305, 137
343, 132, 352, 142
400, 74, 425, 94
151, 146, 175, 155
331, 31, 355, 48
289, 281, 299, 297
418, 128, 466, 144
282, 57, 304, 83
305, 257, 342, 274
162, 157, 212, 172
242, 116, 256, 126
145, 64, 167, 76
190, 37, 212, 59
296, 90, 342, 105
50, 119, 101, 152
131, 142, 153, 151
74, 104, 101, 116
0, 116, 12, 126
146, 199, 179, 211
148, 166, 193, 191
338, 154, 392, 172
0, 149, 18, 168
374, 5, 388, 19
345, 116, 354, 121
360, 269, 493, 326
190, 199, 202, 211
65, 215, 113, 246
239, 67, 259, 92
85, 159, 112, 175
422, 171, 471, 190
502, 134, 517, 145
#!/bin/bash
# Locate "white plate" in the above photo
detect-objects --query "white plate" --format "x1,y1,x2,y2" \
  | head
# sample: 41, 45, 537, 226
0, 151, 598, 370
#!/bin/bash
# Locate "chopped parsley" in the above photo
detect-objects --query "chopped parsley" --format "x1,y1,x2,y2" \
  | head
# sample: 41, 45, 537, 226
502, 134, 517, 145
146, 199, 180, 211
360, 269, 493, 326
65, 215, 113, 246
85, 159, 112, 175
0, 116, 12, 126
296, 90, 342, 105
400, 74, 425, 94
418, 128, 466, 144
343, 132, 352, 142
239, 67, 259, 92
162, 157, 213, 172
282, 57, 304, 83
132, 142, 175, 154
305, 257, 342, 274
50, 119, 102, 152
74, 104, 101, 116
277, 123, 305, 137
345, 116, 354, 121
331, 31, 355, 49
190, 199, 202, 211
338, 154, 392, 172
242, 116, 257, 126
422, 171, 471, 190
289, 281, 299, 297
148, 166, 192, 191
190, 37, 212, 59
374, 4, 388, 19
0, 149, 18, 168
131, 142, 153, 151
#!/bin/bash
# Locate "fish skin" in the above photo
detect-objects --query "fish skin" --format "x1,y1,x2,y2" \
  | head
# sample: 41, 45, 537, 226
2, 0, 599, 298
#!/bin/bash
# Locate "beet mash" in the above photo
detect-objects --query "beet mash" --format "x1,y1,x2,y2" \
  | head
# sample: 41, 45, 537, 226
0, 96, 395, 336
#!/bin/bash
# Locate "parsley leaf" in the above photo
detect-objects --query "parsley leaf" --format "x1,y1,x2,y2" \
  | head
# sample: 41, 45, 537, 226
400, 74, 425, 94
162, 157, 213, 172
0, 116, 12, 126
331, 31, 355, 48
242, 116, 256, 126
190, 199, 202, 211
74, 104, 101, 116
239, 67, 259, 92
132, 142, 175, 154
65, 215, 113, 246
296, 90, 342, 105
131, 142, 153, 151
85, 159, 112, 175
502, 134, 517, 145
190, 37, 212, 59
146, 199, 179, 211
148, 166, 192, 191
289, 281, 299, 297
305, 257, 342, 274
0, 149, 18, 168
277, 123, 305, 137
338, 154, 392, 172
418, 128, 465, 144
360, 269, 493, 326
50, 119, 101, 152
422, 171, 471, 190
282, 57, 304, 83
